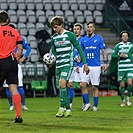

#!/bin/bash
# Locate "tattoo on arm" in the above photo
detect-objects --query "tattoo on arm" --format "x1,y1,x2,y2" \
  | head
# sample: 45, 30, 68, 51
101, 49, 107, 60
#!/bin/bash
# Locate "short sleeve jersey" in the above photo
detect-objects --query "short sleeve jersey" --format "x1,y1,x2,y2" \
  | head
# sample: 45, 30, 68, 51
81, 34, 106, 66
112, 42, 133, 72
51, 30, 79, 68
0, 25, 22, 59
14, 37, 31, 58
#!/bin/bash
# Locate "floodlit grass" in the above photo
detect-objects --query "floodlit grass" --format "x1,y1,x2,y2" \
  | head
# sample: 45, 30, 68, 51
0, 96, 133, 133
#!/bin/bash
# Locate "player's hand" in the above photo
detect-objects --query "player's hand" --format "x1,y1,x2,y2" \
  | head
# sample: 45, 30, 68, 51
76, 56, 81, 63
46, 62, 55, 68
120, 53, 127, 58
83, 64, 90, 75
19, 56, 26, 63
102, 64, 108, 72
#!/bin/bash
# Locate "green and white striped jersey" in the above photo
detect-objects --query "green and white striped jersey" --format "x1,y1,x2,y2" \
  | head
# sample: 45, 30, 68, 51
51, 30, 79, 68
111, 41, 133, 72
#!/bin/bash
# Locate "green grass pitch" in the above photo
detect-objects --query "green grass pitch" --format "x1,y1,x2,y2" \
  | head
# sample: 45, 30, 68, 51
0, 96, 133, 133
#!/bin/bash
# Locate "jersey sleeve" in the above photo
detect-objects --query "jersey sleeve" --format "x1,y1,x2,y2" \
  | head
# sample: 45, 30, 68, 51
16, 32, 22, 45
68, 32, 86, 64
99, 36, 106, 49
128, 43, 133, 61
51, 38, 56, 56
111, 44, 119, 58
22, 38, 31, 58
75, 44, 86, 64
69, 32, 79, 46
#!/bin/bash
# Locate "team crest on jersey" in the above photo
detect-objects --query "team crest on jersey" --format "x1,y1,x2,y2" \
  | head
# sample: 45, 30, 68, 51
63, 38, 66, 41
94, 39, 97, 43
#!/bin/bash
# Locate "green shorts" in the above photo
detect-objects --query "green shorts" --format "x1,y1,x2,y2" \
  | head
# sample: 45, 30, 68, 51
118, 70, 133, 82
56, 66, 73, 87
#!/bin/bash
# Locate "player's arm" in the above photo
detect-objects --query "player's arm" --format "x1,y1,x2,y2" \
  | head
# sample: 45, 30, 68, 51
101, 49, 108, 63
101, 48, 108, 71
46, 38, 56, 68
16, 43, 23, 61
75, 45, 89, 74
69, 32, 89, 74
111, 45, 119, 59
16, 32, 23, 61
19, 38, 31, 63
128, 44, 133, 61
22, 38, 31, 58
51, 38, 56, 56
69, 32, 86, 64
75, 45, 86, 64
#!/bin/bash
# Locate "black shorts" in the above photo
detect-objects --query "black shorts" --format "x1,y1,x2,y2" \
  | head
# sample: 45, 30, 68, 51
0, 56, 18, 87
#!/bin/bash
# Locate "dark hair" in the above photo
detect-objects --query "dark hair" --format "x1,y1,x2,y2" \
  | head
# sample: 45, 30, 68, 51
74, 23, 83, 30
9, 23, 15, 29
0, 10, 8, 23
120, 30, 130, 37
87, 21, 95, 27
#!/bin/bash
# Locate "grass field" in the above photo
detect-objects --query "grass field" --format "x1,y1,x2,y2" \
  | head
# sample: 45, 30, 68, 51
0, 96, 133, 133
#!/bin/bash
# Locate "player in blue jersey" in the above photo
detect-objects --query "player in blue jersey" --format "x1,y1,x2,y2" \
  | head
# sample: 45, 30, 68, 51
81, 22, 108, 111
3, 24, 31, 111
68, 23, 83, 109
68, 23, 91, 111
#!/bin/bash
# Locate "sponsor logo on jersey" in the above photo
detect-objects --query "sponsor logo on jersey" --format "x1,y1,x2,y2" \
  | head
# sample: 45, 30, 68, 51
128, 73, 133, 77
85, 46, 96, 49
58, 41, 65, 45
61, 72, 67, 76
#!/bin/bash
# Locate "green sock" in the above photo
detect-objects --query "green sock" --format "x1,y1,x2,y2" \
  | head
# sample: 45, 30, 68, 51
59, 88, 67, 107
127, 86, 132, 98
119, 87, 125, 101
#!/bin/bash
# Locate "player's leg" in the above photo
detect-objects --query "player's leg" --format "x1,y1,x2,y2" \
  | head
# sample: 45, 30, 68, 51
126, 71, 133, 106
118, 71, 126, 107
18, 64, 28, 110
55, 68, 66, 117
90, 67, 101, 111
119, 82, 125, 106
6, 87, 14, 110
79, 66, 91, 111
9, 61, 22, 123
2, 56, 22, 123
56, 67, 72, 117
9, 84, 22, 123
18, 86, 28, 110
67, 82, 74, 109
67, 68, 75, 109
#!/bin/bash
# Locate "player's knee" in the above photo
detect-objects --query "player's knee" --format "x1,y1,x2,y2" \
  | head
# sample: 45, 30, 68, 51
80, 82, 86, 88
92, 85, 98, 91
67, 82, 73, 88
18, 86, 24, 94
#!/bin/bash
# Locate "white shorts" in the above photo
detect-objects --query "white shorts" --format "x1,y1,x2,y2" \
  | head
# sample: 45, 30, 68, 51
3, 64, 23, 87
69, 66, 88, 83
68, 67, 75, 82
74, 67, 88, 83
18, 64, 23, 86
86, 66, 101, 86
